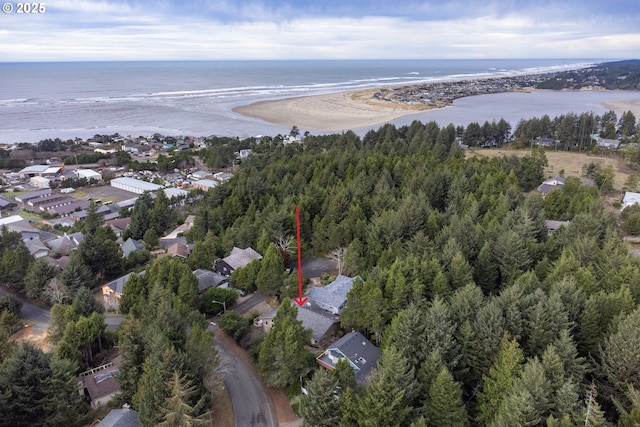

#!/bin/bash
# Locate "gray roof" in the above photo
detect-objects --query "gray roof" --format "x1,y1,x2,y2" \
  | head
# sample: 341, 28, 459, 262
193, 269, 228, 292
47, 233, 83, 255
24, 238, 49, 256
296, 304, 340, 343
122, 238, 145, 258
0, 195, 16, 209
537, 183, 559, 195
97, 407, 141, 427
319, 331, 380, 385
544, 220, 570, 233
14, 189, 51, 203
223, 247, 262, 270
104, 271, 144, 295
307, 275, 357, 313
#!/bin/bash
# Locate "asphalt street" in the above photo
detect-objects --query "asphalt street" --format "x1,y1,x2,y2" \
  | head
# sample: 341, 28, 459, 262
0, 285, 124, 331
214, 333, 277, 427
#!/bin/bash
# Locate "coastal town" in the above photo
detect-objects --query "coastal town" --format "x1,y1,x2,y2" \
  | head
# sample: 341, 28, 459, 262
368, 60, 640, 109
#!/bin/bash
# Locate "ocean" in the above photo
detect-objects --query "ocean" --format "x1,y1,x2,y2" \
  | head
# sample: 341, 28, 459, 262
0, 58, 633, 143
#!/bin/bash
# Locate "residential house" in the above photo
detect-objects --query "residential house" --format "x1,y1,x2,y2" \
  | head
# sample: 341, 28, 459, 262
537, 176, 565, 197
47, 232, 84, 256
104, 217, 131, 237
237, 149, 253, 159
307, 275, 358, 315
544, 220, 570, 235
316, 331, 381, 386
592, 134, 621, 149
258, 302, 340, 347
97, 405, 141, 427
536, 136, 555, 148
121, 238, 145, 258
623, 191, 640, 209
193, 269, 228, 293
165, 242, 190, 259
101, 271, 144, 312
214, 247, 262, 276
78, 357, 122, 409
24, 238, 50, 259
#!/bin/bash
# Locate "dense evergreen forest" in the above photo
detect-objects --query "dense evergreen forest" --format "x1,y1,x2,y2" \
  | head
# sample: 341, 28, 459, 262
1, 106, 640, 426
189, 118, 640, 426
536, 59, 640, 90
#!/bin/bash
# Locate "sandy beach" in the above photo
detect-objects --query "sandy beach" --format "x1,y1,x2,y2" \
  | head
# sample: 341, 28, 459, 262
234, 88, 640, 133
232, 89, 442, 132
601, 98, 640, 118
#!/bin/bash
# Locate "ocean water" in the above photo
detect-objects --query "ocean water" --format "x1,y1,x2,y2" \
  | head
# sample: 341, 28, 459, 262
0, 58, 628, 143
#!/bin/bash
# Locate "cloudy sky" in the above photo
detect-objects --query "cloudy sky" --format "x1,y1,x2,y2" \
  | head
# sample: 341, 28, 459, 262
1, 0, 639, 61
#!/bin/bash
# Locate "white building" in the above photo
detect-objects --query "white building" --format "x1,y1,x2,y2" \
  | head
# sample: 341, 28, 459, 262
30, 176, 50, 189
192, 179, 219, 191
110, 177, 163, 195
76, 169, 102, 181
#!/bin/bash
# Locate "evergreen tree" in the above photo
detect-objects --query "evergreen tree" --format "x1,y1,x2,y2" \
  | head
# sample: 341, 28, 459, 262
300, 369, 341, 427
600, 307, 640, 409
42, 354, 86, 427
491, 358, 552, 427
157, 371, 210, 427
134, 345, 184, 427
150, 189, 172, 236
423, 367, 469, 427
258, 301, 311, 388
256, 244, 285, 296
477, 336, 524, 426
0, 342, 52, 427
129, 192, 153, 240
23, 259, 56, 301
60, 254, 94, 292
475, 241, 499, 294
72, 286, 104, 317
117, 317, 147, 404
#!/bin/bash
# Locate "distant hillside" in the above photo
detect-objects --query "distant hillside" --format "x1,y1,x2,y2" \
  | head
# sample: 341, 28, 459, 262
536, 59, 640, 90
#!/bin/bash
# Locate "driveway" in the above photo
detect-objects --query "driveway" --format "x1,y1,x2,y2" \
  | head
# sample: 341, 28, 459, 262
291, 257, 337, 279
213, 331, 277, 427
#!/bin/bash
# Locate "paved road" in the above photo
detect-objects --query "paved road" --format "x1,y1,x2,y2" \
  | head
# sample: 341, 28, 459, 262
0, 285, 50, 331
234, 293, 266, 314
0, 284, 125, 331
213, 332, 277, 427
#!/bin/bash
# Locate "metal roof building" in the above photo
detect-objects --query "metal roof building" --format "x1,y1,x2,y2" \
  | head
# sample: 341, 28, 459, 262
110, 177, 163, 195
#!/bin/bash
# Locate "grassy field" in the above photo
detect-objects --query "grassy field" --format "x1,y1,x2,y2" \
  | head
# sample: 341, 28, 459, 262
467, 148, 634, 191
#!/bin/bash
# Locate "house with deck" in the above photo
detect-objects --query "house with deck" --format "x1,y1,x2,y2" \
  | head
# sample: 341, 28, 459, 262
316, 331, 381, 386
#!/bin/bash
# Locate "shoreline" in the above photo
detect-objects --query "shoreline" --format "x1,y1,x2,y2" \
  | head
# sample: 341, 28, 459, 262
232, 66, 639, 132
234, 86, 640, 133
232, 89, 449, 132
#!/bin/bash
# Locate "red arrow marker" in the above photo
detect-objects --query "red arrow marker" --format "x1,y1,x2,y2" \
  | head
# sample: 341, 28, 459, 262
293, 205, 308, 307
